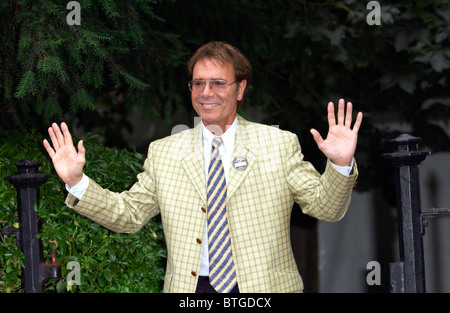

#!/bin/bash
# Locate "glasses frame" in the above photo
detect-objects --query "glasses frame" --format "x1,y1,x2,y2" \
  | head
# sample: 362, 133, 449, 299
188, 79, 238, 93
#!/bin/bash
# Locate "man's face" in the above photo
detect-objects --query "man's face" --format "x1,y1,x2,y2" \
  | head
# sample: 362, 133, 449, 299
191, 58, 246, 133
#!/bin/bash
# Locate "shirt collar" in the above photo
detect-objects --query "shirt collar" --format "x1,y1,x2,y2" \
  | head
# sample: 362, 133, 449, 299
202, 116, 237, 154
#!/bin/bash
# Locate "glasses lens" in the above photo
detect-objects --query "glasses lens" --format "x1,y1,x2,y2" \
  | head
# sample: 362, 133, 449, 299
189, 80, 204, 92
188, 80, 234, 92
210, 80, 227, 91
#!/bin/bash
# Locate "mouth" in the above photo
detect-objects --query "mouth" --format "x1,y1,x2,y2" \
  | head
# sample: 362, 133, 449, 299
201, 103, 220, 108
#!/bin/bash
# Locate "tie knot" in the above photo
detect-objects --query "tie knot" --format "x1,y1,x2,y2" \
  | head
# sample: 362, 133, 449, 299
212, 137, 223, 149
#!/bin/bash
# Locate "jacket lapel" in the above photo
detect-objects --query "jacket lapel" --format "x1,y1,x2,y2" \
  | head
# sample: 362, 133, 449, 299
227, 116, 257, 200
181, 115, 257, 203
181, 122, 207, 204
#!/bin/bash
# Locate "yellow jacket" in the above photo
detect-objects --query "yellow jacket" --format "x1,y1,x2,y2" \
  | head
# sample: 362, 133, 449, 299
66, 115, 358, 293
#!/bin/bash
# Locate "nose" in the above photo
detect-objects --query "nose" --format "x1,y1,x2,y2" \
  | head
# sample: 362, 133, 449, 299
201, 81, 215, 97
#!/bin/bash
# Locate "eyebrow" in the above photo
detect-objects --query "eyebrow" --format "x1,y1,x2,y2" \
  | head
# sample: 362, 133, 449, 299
192, 78, 225, 81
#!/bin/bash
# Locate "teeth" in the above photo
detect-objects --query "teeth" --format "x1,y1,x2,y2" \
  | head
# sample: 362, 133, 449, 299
202, 103, 219, 107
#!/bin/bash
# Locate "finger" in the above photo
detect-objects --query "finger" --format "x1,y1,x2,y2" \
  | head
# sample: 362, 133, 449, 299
327, 102, 336, 127
52, 123, 65, 148
43, 139, 55, 159
77, 140, 86, 159
310, 128, 324, 147
352, 112, 363, 133
345, 101, 353, 127
337, 99, 345, 125
60, 122, 72, 146
48, 125, 60, 150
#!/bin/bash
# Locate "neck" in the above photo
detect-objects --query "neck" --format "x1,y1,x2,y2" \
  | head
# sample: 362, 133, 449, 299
202, 115, 237, 136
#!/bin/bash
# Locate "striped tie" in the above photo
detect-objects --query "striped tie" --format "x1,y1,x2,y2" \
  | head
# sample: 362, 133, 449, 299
207, 137, 237, 293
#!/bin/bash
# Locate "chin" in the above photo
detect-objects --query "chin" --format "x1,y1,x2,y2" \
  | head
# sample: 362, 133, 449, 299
198, 110, 221, 123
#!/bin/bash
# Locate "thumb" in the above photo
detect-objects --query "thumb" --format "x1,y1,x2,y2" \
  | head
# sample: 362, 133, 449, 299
77, 140, 86, 159
310, 128, 323, 146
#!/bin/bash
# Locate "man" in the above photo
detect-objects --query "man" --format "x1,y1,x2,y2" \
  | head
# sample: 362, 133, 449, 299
43, 41, 363, 293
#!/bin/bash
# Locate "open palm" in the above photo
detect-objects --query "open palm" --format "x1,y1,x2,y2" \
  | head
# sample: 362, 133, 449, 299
310, 99, 363, 167
43, 122, 86, 187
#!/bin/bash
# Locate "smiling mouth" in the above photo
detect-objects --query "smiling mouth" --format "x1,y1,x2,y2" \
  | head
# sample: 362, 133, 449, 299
201, 103, 220, 108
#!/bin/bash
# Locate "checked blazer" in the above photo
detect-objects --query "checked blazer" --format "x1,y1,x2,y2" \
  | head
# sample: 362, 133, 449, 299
65, 115, 358, 293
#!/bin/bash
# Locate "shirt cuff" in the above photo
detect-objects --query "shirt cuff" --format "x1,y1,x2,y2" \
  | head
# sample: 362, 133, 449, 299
330, 158, 354, 177
65, 173, 89, 200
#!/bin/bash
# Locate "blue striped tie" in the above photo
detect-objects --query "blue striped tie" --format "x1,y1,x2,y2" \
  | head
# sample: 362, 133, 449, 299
207, 137, 237, 293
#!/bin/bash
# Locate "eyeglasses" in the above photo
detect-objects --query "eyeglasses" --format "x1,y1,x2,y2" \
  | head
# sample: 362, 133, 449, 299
188, 79, 238, 93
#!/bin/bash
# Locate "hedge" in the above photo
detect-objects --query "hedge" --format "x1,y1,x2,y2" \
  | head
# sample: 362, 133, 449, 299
0, 130, 166, 293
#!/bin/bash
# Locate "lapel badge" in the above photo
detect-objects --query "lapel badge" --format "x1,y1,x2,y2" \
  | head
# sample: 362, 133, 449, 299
233, 156, 248, 171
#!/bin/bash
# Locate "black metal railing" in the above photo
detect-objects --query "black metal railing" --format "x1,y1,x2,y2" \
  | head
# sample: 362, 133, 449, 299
383, 134, 450, 293
1, 159, 61, 293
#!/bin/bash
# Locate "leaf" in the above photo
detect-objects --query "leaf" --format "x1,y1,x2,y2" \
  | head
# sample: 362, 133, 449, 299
81, 31, 111, 59
36, 56, 69, 83
13, 70, 38, 99
430, 51, 450, 73
121, 71, 149, 90
398, 75, 416, 94
435, 30, 448, 44
379, 73, 397, 91
394, 31, 412, 52
101, 0, 120, 19
17, 36, 33, 52
69, 89, 96, 112
36, 95, 62, 121
421, 97, 450, 110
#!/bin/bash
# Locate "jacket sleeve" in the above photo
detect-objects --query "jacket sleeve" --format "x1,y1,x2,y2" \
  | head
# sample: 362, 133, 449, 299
65, 143, 160, 233
285, 133, 358, 222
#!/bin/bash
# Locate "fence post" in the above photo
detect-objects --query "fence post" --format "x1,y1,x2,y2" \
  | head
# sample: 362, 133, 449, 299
4, 158, 61, 293
382, 134, 430, 293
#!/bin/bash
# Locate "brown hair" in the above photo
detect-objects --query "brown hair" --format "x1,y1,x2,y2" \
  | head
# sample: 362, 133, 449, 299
187, 41, 252, 107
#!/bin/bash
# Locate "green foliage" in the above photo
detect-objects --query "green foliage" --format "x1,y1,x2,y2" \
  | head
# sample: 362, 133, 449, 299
69, 88, 96, 113
1, 0, 159, 128
0, 130, 166, 293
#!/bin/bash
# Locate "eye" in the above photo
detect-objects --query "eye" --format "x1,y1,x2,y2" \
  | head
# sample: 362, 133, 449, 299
192, 80, 205, 87
212, 80, 227, 88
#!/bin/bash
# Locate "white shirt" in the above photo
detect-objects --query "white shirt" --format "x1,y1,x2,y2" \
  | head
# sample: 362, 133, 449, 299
199, 117, 237, 275
67, 116, 353, 277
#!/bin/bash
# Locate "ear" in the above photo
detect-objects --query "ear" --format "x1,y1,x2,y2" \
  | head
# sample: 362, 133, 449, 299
236, 80, 247, 101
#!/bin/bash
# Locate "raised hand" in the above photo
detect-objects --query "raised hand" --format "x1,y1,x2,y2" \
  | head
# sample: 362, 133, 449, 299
43, 122, 86, 187
310, 99, 363, 167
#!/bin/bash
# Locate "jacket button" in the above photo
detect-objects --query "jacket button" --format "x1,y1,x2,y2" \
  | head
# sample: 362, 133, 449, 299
196, 238, 202, 244
201, 207, 206, 213
191, 271, 197, 277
